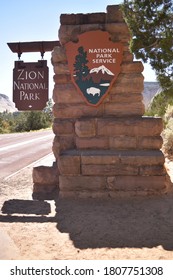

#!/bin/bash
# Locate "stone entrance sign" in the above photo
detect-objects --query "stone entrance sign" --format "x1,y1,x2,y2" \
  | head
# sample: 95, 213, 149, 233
49, 5, 169, 198
65, 31, 123, 106
13, 60, 48, 110
33, 5, 171, 199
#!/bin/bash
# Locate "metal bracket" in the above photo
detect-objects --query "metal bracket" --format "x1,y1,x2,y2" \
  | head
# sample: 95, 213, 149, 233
17, 42, 22, 60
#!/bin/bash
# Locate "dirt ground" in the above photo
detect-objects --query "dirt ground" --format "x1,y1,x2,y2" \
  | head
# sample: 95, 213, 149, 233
0, 154, 173, 260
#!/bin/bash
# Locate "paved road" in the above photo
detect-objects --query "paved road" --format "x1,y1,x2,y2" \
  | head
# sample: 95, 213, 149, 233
0, 129, 54, 179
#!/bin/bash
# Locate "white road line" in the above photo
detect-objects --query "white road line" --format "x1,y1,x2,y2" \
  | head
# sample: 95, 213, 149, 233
4, 152, 54, 180
0, 135, 53, 152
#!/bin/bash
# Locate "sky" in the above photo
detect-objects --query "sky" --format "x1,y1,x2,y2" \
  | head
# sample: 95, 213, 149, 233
0, 0, 157, 101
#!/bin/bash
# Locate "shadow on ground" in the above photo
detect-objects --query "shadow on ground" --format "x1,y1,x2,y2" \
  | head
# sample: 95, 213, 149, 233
55, 194, 173, 251
0, 199, 56, 223
1, 199, 51, 215
1, 194, 173, 251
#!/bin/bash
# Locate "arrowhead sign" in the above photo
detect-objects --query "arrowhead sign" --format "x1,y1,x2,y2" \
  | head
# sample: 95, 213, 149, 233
65, 30, 123, 107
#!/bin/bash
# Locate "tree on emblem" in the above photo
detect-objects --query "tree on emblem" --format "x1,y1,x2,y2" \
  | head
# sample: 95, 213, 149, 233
73, 46, 89, 82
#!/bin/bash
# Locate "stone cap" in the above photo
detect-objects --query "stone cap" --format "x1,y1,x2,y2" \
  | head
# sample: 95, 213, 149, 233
60, 5, 125, 25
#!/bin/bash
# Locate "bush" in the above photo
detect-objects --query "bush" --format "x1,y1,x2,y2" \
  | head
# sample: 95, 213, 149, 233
145, 89, 173, 118
145, 90, 173, 156
25, 111, 52, 131
164, 104, 173, 124
162, 118, 173, 155
0, 99, 53, 133
0, 112, 15, 133
162, 105, 173, 155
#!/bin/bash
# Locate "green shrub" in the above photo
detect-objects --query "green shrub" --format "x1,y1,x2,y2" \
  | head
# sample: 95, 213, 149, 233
164, 104, 173, 124
25, 111, 52, 131
145, 90, 173, 156
0, 99, 53, 133
145, 90, 173, 118
161, 104, 173, 156
162, 118, 173, 155
0, 112, 15, 133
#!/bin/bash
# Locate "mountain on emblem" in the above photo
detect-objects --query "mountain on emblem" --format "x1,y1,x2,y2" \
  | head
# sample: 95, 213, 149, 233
90, 65, 114, 75
89, 65, 114, 84
65, 31, 123, 106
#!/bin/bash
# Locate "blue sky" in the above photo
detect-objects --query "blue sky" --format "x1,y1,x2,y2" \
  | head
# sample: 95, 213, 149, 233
0, 0, 156, 101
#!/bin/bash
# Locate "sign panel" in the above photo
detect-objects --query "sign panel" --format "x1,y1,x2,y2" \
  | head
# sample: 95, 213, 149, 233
13, 60, 48, 110
65, 30, 123, 107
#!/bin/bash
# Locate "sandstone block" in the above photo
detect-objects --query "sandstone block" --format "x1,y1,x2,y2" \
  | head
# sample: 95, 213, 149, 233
75, 137, 109, 149
86, 13, 106, 24
52, 136, 61, 158
60, 13, 77, 25
121, 61, 144, 73
97, 117, 163, 137
58, 190, 109, 199
59, 24, 110, 45
58, 136, 75, 152
33, 184, 59, 198
33, 184, 58, 193
139, 165, 166, 176
81, 152, 120, 165
51, 46, 67, 64
58, 155, 81, 175
104, 102, 145, 116
52, 119, 74, 136
134, 117, 163, 136
120, 150, 165, 166
60, 13, 106, 25
112, 74, 144, 94
106, 175, 166, 193
106, 5, 125, 23
109, 136, 137, 149
123, 51, 134, 62
75, 119, 96, 137
110, 92, 143, 103
82, 164, 138, 176
110, 34, 131, 44
80, 149, 164, 166
53, 63, 69, 75
53, 74, 71, 84
59, 25, 81, 45
53, 84, 84, 104
137, 136, 163, 149
52, 135, 75, 158
105, 23, 130, 35
53, 103, 104, 119
80, 23, 104, 34
59, 175, 107, 191
116, 73, 144, 87
33, 165, 59, 185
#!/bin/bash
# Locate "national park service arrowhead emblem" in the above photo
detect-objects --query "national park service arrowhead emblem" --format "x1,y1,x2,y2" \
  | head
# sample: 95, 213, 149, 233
65, 30, 123, 107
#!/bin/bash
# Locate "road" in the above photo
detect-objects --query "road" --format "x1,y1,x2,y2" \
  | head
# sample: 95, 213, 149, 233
0, 129, 54, 179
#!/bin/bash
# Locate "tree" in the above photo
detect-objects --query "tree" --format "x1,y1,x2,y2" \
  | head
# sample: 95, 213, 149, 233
73, 46, 89, 82
0, 100, 53, 133
121, 0, 173, 91
145, 90, 173, 118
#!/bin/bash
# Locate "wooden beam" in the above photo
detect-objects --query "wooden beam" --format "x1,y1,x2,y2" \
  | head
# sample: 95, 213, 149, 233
7, 40, 60, 54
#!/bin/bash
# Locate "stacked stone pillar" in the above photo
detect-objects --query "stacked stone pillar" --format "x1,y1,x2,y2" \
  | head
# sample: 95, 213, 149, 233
51, 5, 167, 198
